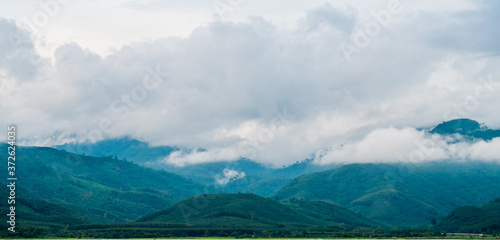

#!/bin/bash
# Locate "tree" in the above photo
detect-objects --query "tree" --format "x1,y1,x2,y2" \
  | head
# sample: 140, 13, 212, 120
77, 230, 84, 239
431, 218, 437, 225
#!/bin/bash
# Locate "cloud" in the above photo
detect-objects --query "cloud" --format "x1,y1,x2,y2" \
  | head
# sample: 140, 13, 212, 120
314, 127, 500, 165
215, 168, 246, 185
0, 18, 45, 83
120, 0, 210, 12
418, 0, 500, 55
302, 3, 356, 33
162, 148, 241, 167
2, 2, 500, 167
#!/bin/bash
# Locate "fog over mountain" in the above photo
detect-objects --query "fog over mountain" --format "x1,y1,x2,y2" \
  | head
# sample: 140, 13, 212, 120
2, 1, 500, 167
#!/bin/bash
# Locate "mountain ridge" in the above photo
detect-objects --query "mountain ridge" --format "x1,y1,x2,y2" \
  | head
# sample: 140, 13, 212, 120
136, 193, 380, 229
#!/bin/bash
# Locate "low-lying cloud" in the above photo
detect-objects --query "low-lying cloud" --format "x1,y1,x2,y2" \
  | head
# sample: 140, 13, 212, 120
314, 127, 500, 165
162, 148, 241, 167
215, 168, 246, 185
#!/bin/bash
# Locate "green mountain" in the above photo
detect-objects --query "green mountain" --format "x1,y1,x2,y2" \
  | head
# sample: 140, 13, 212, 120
274, 162, 500, 227
137, 193, 379, 229
0, 143, 208, 223
431, 119, 500, 140
435, 197, 500, 234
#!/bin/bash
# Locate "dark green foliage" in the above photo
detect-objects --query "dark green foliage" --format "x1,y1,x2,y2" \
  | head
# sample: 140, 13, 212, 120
435, 197, 500, 233
274, 161, 500, 227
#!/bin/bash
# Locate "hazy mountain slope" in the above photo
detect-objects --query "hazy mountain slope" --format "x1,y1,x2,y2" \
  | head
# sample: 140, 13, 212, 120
22, 146, 203, 196
435, 197, 500, 233
165, 159, 271, 185
55, 137, 177, 165
221, 176, 290, 197
263, 159, 336, 179
55, 138, 337, 189
155, 158, 338, 189
137, 193, 380, 229
274, 162, 500, 227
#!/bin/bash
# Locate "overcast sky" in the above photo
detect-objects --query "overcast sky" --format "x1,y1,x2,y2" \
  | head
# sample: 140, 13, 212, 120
1, 0, 500, 167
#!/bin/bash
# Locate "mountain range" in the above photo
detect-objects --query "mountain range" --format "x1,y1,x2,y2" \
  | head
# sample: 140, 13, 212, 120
274, 161, 500, 227
2, 118, 500, 237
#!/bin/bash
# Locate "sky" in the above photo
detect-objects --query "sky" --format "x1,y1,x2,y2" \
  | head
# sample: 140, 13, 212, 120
1, 0, 500, 167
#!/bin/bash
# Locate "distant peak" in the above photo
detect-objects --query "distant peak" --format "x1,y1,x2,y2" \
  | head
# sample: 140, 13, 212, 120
430, 118, 482, 135
430, 118, 500, 141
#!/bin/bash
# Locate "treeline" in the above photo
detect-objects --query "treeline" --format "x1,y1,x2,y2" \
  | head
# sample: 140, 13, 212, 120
69, 222, 192, 230
1, 224, 447, 239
